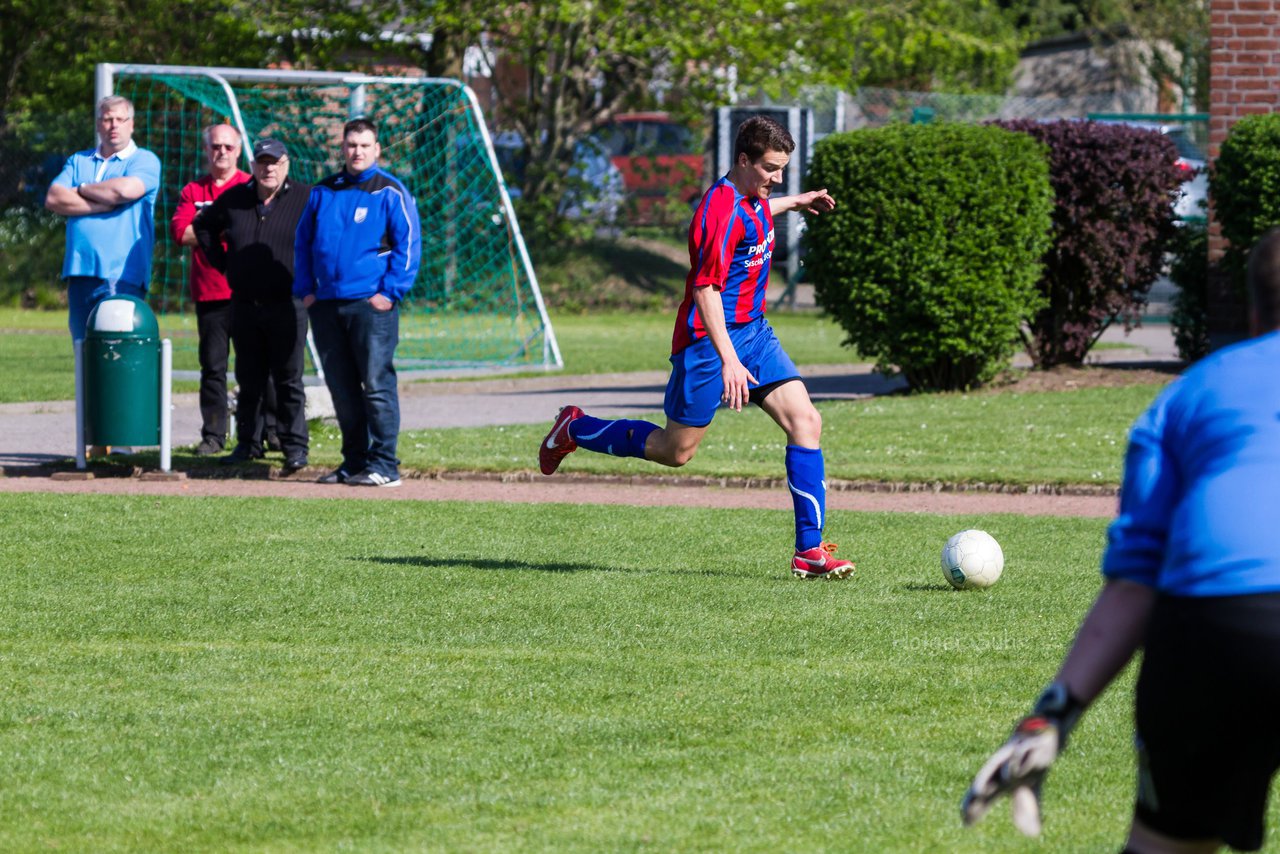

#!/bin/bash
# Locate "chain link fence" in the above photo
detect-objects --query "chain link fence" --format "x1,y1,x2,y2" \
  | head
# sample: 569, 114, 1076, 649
751, 85, 1202, 140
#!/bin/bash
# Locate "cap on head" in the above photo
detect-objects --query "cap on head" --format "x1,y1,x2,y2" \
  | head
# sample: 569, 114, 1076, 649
253, 138, 288, 160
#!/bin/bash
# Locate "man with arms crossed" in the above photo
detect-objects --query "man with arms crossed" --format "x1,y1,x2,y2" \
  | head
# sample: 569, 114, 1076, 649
45, 94, 161, 457
171, 124, 251, 456
294, 118, 421, 488
539, 115, 852, 579
962, 228, 1280, 852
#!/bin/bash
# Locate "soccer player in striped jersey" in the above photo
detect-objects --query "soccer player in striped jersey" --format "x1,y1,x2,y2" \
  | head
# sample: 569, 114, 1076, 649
540, 115, 853, 579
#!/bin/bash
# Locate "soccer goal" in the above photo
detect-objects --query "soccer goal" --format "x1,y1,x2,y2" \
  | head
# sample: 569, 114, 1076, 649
96, 62, 562, 375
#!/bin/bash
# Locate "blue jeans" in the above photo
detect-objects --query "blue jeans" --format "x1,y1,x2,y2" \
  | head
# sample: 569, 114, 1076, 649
67, 277, 146, 342
307, 298, 400, 477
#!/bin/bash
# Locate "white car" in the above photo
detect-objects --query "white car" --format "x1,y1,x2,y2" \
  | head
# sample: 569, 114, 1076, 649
1163, 125, 1208, 222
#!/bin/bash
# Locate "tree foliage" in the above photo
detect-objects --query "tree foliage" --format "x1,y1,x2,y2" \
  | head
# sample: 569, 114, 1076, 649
1000, 0, 1209, 110
996, 119, 1183, 367
0, 0, 278, 125
1, 0, 1075, 244
805, 123, 1053, 392
385, 0, 1031, 242
393, 0, 741, 241
778, 0, 1023, 95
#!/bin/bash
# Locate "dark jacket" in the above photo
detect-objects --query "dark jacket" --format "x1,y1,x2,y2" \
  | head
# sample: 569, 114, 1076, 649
194, 178, 312, 302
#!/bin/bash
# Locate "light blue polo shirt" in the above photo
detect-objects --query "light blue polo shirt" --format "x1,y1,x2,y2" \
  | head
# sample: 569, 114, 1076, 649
53, 141, 161, 287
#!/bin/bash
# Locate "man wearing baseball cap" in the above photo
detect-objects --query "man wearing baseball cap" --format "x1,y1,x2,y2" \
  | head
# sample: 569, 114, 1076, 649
194, 138, 313, 472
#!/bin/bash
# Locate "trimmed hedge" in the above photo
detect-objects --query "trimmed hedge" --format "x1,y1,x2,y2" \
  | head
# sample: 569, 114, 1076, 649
1168, 220, 1209, 362
804, 123, 1053, 392
1211, 112, 1280, 298
996, 120, 1184, 367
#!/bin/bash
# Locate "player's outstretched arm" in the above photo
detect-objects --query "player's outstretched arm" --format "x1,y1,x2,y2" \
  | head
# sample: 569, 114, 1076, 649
961, 578, 1155, 836
770, 188, 835, 217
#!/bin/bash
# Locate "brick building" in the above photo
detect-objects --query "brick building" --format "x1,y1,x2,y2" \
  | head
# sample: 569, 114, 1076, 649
1208, 0, 1280, 342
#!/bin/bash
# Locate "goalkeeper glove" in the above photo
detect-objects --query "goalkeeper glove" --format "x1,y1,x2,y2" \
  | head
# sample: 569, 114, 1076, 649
960, 683, 1085, 837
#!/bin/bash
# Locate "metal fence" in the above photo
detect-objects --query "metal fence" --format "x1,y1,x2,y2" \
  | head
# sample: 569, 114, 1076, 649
747, 85, 1207, 141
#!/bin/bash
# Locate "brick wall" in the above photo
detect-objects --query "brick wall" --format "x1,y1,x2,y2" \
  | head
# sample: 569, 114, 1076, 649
1208, 0, 1280, 340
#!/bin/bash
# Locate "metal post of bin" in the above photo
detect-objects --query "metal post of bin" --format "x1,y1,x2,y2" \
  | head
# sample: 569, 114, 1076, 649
74, 339, 86, 471
160, 338, 172, 473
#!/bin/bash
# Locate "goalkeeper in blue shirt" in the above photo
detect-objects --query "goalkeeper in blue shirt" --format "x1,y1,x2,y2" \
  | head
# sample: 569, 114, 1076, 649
962, 227, 1280, 853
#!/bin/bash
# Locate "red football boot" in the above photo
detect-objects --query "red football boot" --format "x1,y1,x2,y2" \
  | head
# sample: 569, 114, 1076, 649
539, 405, 583, 475
792, 542, 856, 579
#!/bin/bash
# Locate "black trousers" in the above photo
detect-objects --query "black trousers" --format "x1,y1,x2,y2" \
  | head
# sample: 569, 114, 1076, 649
1134, 592, 1280, 851
195, 299, 232, 448
231, 297, 309, 456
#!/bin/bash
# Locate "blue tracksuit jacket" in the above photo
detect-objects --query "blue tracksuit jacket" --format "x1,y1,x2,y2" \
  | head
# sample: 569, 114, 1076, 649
293, 165, 421, 303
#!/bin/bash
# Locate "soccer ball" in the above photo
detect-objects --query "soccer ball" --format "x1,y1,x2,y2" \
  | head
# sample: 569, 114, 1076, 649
941, 529, 1004, 590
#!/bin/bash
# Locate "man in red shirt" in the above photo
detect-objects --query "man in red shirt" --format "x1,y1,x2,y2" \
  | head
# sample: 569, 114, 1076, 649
170, 124, 251, 456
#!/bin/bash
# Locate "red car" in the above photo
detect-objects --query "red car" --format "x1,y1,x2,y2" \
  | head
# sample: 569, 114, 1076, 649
591, 112, 705, 224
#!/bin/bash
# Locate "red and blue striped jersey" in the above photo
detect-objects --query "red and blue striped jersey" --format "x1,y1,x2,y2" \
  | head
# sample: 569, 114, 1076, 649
671, 176, 775, 354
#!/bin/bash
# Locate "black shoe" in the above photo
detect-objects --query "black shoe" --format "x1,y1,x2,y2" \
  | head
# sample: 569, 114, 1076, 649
265, 432, 283, 453
194, 438, 224, 457
317, 467, 350, 484
221, 445, 265, 465
281, 455, 308, 473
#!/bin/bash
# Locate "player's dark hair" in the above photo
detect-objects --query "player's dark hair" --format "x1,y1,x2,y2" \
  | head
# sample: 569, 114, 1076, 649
734, 115, 795, 163
343, 117, 378, 140
1246, 226, 1280, 330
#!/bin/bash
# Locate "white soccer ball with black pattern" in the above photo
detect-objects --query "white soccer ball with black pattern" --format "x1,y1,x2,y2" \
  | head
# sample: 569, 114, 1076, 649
941, 529, 1004, 590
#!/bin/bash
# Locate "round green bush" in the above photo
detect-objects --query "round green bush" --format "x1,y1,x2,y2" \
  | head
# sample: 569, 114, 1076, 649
1212, 113, 1280, 297
804, 123, 1053, 391
997, 120, 1184, 367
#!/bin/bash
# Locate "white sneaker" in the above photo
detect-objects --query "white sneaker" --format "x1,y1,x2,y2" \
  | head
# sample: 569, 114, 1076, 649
346, 469, 402, 488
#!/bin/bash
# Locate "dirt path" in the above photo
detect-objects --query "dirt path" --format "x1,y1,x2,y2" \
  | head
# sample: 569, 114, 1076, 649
0, 469, 1119, 518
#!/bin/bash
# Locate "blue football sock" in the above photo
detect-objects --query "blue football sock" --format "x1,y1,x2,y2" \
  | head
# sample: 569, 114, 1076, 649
786, 445, 826, 552
569, 414, 659, 459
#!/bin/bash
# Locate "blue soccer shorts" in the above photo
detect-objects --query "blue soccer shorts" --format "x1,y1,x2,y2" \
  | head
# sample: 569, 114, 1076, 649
664, 316, 800, 428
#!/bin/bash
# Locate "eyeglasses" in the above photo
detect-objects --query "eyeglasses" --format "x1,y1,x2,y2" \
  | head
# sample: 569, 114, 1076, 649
208, 143, 238, 151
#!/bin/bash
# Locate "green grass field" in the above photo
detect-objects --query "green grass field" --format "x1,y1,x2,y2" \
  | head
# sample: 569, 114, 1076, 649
0, 491, 1203, 853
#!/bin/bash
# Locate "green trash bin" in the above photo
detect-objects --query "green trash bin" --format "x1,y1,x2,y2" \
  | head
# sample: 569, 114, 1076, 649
84, 295, 160, 447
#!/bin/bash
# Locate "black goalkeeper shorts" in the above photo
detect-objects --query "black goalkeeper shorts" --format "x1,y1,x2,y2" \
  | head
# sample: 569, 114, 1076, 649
1133, 591, 1280, 851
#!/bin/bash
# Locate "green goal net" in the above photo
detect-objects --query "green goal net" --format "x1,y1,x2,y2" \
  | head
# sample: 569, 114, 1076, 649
101, 63, 560, 374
